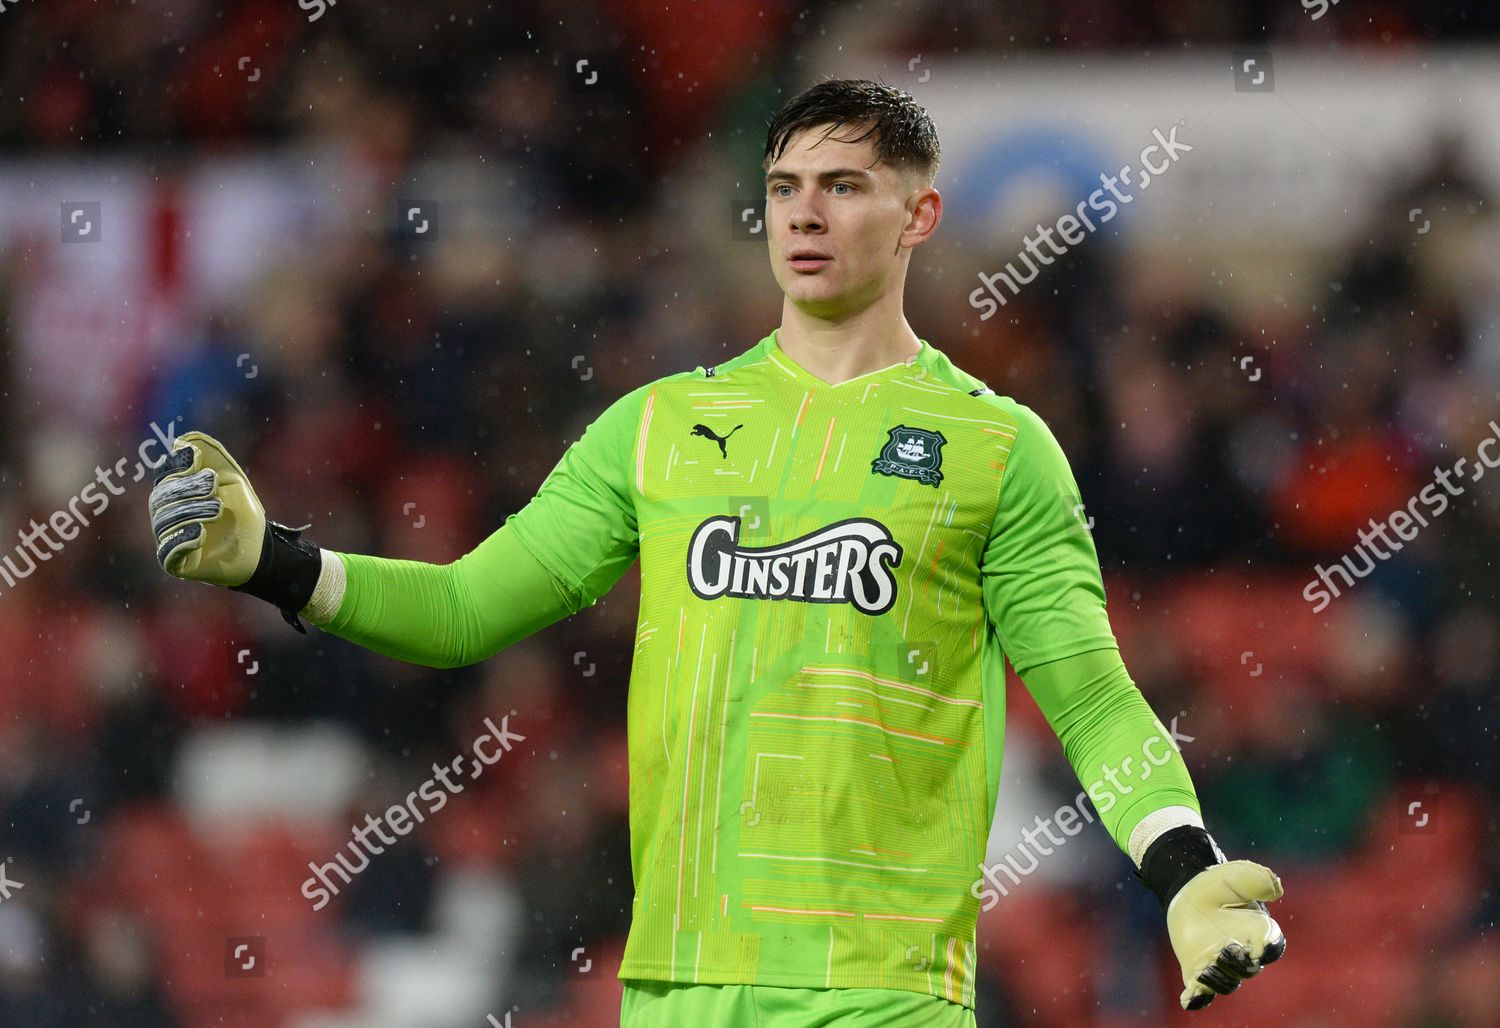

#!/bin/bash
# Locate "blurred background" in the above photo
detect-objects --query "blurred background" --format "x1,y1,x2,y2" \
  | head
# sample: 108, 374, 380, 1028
0, 1, 1497, 1025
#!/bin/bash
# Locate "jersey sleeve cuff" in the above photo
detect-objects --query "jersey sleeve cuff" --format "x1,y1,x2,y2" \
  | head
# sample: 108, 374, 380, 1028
1127, 804, 1204, 868
299, 549, 347, 626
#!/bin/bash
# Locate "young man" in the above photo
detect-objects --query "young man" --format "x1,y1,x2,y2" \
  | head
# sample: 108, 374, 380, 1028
150, 79, 1285, 1026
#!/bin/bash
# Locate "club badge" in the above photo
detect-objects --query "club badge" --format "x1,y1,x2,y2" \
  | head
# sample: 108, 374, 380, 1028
871, 425, 946, 487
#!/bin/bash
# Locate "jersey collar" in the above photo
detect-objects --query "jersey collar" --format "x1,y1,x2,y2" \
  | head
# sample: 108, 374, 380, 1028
766, 328, 931, 389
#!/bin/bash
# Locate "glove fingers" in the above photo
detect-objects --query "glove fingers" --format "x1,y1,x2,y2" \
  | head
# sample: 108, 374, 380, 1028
151, 439, 213, 578
1222, 860, 1284, 903
152, 441, 197, 485
157, 522, 205, 574
1259, 923, 1288, 966
149, 466, 215, 516
150, 470, 221, 536
1214, 939, 1259, 979
175, 430, 256, 484
153, 497, 222, 547
1182, 983, 1214, 1011
1197, 960, 1244, 996
152, 494, 220, 532
1234, 906, 1288, 966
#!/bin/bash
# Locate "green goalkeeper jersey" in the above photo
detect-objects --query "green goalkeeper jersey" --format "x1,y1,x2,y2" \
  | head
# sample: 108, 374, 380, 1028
504, 330, 1115, 1003
320, 328, 1200, 1008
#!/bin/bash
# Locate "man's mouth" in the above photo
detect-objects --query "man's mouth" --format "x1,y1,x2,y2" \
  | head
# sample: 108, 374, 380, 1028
788, 251, 832, 272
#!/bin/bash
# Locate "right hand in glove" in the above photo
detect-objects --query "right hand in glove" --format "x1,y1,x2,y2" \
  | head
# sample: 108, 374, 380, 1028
148, 430, 324, 632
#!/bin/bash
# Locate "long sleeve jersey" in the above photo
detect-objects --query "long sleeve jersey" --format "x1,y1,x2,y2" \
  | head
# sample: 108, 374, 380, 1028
314, 329, 1200, 1008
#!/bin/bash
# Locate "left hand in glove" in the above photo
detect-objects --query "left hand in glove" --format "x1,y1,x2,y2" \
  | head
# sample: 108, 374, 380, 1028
1166, 859, 1287, 1011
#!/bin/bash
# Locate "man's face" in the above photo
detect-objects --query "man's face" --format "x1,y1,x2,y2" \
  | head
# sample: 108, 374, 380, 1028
764, 122, 937, 320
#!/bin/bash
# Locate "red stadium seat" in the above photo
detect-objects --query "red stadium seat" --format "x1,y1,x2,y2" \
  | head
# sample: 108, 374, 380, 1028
977, 886, 1099, 1024
1153, 947, 1420, 1027
554, 936, 630, 1028
88, 806, 358, 1022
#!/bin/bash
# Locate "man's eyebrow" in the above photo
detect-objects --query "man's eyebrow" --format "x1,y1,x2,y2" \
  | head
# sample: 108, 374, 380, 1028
765, 167, 875, 185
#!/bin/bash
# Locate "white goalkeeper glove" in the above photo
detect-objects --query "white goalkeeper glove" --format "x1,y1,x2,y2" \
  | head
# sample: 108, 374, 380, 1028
1137, 826, 1287, 1011
148, 430, 327, 633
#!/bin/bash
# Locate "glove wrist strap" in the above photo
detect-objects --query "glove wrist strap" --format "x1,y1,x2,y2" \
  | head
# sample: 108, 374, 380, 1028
229, 520, 322, 634
1135, 825, 1224, 910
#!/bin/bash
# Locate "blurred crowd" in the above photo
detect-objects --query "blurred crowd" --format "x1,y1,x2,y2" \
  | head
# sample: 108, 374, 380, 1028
1, 1, 1498, 1026
3, 0, 1500, 162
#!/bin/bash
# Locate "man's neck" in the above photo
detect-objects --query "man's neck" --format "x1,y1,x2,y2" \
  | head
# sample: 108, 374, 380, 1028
776, 304, 922, 387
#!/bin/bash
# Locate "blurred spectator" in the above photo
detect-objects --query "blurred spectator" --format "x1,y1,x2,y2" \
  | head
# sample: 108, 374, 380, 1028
0, 3, 1495, 1026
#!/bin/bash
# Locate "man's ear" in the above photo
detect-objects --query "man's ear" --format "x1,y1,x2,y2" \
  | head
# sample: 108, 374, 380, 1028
901, 185, 942, 250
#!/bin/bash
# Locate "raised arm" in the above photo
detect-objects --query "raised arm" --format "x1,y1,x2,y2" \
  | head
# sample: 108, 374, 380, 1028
149, 384, 649, 668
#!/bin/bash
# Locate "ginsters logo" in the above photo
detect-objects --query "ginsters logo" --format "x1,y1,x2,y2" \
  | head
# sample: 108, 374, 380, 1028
686, 516, 903, 615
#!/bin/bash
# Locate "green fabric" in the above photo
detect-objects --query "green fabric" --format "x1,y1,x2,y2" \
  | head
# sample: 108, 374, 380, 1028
620, 978, 977, 1027
1019, 646, 1201, 849
323, 523, 579, 668
979, 403, 1119, 674
313, 330, 1200, 1008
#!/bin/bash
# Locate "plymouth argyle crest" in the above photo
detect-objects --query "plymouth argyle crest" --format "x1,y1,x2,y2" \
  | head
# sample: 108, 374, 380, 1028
871, 425, 947, 487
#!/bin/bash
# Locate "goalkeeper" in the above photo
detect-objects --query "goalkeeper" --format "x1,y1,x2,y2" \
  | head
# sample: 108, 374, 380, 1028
149, 78, 1284, 1025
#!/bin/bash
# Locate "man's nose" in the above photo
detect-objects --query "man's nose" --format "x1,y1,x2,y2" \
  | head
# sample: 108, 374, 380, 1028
788, 194, 824, 232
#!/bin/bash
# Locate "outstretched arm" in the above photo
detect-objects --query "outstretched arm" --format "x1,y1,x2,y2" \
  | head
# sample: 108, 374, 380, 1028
306, 525, 581, 668
150, 383, 651, 668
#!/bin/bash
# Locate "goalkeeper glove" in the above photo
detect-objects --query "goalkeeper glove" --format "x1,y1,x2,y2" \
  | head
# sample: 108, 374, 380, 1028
148, 430, 325, 633
1138, 826, 1287, 1011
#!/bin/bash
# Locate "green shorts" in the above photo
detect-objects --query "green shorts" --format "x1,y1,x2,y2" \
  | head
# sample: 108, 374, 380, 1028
620, 979, 977, 1027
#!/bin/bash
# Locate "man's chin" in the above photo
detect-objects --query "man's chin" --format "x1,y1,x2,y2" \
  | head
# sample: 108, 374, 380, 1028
781, 274, 833, 297
781, 276, 870, 318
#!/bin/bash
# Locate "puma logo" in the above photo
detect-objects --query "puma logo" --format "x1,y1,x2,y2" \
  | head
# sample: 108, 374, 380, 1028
691, 423, 743, 458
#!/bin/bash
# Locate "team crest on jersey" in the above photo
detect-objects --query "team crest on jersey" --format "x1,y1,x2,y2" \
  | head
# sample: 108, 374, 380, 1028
871, 425, 947, 487
686, 515, 903, 615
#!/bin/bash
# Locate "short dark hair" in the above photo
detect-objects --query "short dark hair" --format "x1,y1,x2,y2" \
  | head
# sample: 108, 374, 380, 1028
763, 78, 941, 189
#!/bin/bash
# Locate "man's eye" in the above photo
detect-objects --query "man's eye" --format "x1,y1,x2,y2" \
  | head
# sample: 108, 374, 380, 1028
772, 185, 792, 198
832, 183, 852, 195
